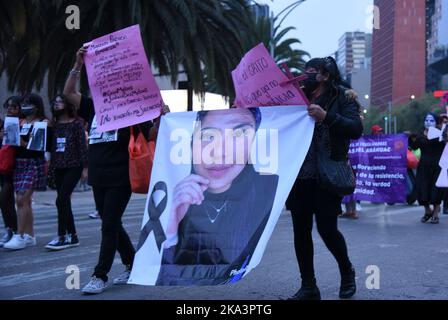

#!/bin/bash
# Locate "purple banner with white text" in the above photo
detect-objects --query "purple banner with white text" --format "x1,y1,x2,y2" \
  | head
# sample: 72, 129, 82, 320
348, 134, 408, 203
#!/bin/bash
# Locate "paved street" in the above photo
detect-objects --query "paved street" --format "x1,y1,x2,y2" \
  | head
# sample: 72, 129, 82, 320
1, 189, 447, 300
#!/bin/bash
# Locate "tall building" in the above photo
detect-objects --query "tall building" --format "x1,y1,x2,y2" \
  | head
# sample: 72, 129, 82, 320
337, 32, 372, 79
426, 0, 448, 91
350, 67, 372, 108
426, 0, 437, 61
371, 0, 426, 109
337, 32, 372, 107
427, 0, 448, 62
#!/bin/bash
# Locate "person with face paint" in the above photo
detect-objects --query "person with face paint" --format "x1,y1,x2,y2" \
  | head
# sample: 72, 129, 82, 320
154, 108, 279, 285
286, 57, 363, 300
409, 113, 447, 224
0, 97, 21, 247
3, 94, 51, 251
44, 95, 88, 251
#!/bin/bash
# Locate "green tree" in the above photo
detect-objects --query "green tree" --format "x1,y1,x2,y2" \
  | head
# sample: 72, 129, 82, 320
206, 12, 309, 96
0, 0, 257, 97
363, 94, 442, 134
248, 16, 309, 74
393, 94, 443, 133
0, 0, 47, 91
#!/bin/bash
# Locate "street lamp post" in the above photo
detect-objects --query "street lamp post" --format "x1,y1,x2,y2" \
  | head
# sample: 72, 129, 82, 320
365, 95, 416, 134
276, 1, 306, 27
394, 116, 397, 135
388, 101, 392, 135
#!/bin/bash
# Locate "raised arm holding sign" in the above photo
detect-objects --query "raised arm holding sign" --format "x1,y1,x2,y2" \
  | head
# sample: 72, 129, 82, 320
83, 25, 163, 132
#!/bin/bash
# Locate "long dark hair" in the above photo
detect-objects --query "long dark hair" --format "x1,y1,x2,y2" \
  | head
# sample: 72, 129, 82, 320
424, 112, 441, 129
196, 108, 262, 132
305, 56, 344, 109
50, 94, 77, 120
3, 96, 22, 110
192, 108, 262, 174
21, 93, 46, 119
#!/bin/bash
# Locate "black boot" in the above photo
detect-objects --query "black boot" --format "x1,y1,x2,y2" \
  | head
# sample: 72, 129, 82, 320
339, 267, 356, 299
288, 278, 321, 300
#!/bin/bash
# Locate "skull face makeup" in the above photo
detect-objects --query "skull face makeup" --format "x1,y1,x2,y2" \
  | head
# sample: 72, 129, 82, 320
424, 114, 437, 129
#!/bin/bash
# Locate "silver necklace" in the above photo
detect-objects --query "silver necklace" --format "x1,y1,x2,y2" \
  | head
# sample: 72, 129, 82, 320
204, 200, 228, 224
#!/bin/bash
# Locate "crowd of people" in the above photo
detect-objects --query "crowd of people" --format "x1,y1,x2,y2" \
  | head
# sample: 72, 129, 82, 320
0, 47, 446, 300
0, 47, 162, 294
0, 92, 105, 251
408, 113, 448, 224
338, 117, 448, 222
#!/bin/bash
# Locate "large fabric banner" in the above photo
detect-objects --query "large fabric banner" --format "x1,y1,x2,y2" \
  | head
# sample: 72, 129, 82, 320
348, 134, 408, 203
84, 25, 163, 132
129, 106, 314, 286
231, 43, 308, 108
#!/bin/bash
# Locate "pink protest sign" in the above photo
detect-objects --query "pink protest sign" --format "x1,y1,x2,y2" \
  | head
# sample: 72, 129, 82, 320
231, 43, 309, 108
84, 25, 163, 132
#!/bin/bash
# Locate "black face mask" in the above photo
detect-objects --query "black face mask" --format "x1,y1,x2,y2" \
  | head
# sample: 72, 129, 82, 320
302, 73, 320, 95
21, 105, 36, 117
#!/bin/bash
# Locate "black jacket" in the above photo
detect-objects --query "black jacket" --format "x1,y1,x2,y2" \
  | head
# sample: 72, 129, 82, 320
78, 96, 152, 187
321, 88, 363, 161
409, 133, 445, 167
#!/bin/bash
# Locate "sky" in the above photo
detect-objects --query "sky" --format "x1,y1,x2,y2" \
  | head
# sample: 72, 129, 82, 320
256, 0, 374, 58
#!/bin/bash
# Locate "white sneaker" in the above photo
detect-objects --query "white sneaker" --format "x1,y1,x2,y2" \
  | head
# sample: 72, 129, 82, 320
24, 234, 37, 247
46, 236, 60, 247
89, 211, 100, 219
45, 236, 68, 251
356, 203, 363, 211
113, 268, 131, 285
82, 276, 108, 295
3, 234, 27, 250
0, 228, 14, 247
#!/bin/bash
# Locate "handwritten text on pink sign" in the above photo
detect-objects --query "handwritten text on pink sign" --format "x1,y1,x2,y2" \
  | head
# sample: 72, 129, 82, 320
84, 25, 163, 132
232, 43, 308, 108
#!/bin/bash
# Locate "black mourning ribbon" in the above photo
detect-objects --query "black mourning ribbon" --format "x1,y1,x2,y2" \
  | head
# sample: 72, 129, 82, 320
136, 181, 168, 252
